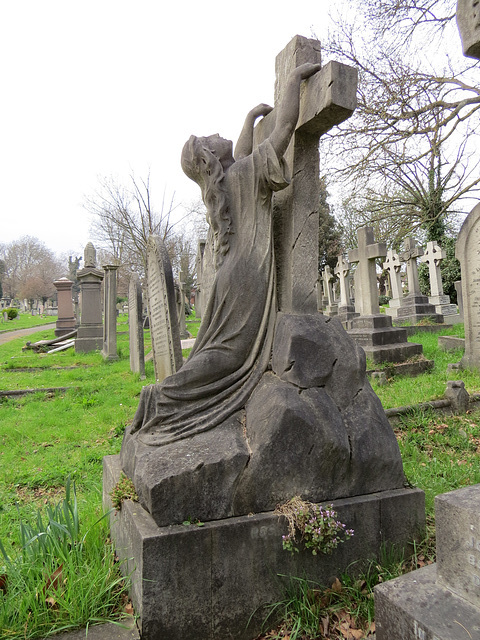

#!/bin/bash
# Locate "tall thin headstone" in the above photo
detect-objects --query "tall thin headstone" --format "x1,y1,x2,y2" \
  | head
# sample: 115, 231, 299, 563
53, 277, 76, 337
194, 238, 206, 318
102, 265, 119, 361
176, 271, 189, 340
253, 36, 357, 313
321, 265, 337, 316
145, 235, 183, 383
456, 203, 480, 369
383, 249, 403, 318
128, 273, 146, 379
75, 242, 104, 353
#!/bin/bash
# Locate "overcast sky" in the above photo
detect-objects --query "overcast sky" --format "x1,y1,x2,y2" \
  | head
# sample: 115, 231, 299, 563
1, 1, 337, 258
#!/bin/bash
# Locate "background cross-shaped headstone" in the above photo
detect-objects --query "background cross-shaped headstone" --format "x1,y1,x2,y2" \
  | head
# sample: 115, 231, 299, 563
383, 249, 403, 301
348, 227, 386, 316
420, 241, 446, 298
253, 35, 357, 314
399, 237, 424, 296
334, 254, 351, 307
321, 265, 336, 307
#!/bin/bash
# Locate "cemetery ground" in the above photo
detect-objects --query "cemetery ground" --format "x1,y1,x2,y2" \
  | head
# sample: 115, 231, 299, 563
1, 316, 480, 639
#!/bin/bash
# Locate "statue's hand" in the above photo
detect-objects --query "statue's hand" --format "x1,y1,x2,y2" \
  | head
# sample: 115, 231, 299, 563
249, 103, 273, 119
294, 62, 321, 80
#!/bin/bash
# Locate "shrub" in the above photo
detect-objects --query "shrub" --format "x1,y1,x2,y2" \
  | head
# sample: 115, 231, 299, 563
4, 308, 18, 320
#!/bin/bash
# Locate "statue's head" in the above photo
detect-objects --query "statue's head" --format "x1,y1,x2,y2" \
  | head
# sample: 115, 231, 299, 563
181, 134, 234, 188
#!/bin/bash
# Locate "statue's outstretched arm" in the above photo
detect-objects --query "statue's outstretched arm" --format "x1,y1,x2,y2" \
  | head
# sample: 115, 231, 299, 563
269, 62, 321, 159
234, 103, 273, 160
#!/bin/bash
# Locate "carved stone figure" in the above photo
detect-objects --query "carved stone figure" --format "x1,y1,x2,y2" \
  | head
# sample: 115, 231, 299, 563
125, 63, 320, 446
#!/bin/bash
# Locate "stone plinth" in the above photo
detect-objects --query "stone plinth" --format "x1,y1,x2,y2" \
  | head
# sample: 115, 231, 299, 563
104, 454, 425, 640
348, 314, 423, 364
53, 277, 76, 337
75, 265, 104, 353
395, 293, 444, 325
375, 484, 480, 640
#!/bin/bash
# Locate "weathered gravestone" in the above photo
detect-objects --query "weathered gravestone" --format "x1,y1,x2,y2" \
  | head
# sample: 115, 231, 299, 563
395, 237, 443, 325
334, 254, 358, 325
347, 227, 423, 364
456, 203, 480, 369
128, 273, 145, 379
145, 234, 182, 383
105, 36, 425, 640
194, 238, 206, 318
75, 242, 104, 353
383, 248, 403, 318
53, 277, 76, 337
321, 264, 338, 316
375, 483, 480, 639
101, 265, 119, 361
176, 270, 189, 340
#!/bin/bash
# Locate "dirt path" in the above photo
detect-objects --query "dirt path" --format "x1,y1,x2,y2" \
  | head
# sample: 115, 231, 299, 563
0, 323, 56, 346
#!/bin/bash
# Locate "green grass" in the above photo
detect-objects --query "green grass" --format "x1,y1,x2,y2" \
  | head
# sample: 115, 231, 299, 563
0, 314, 56, 332
2, 317, 480, 639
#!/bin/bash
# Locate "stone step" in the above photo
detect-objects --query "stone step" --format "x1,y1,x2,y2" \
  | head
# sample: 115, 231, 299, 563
358, 342, 423, 365
375, 564, 480, 640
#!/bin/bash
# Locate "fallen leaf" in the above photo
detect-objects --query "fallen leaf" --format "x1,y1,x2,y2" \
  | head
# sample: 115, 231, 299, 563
124, 602, 134, 615
321, 615, 329, 635
350, 629, 364, 639
43, 564, 63, 593
332, 577, 342, 592
45, 596, 58, 609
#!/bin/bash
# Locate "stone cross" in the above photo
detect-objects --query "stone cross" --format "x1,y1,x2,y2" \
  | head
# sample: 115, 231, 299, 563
383, 249, 403, 301
334, 254, 351, 307
321, 266, 336, 307
253, 35, 357, 314
399, 237, 424, 296
420, 241, 446, 298
457, 0, 480, 59
348, 227, 386, 316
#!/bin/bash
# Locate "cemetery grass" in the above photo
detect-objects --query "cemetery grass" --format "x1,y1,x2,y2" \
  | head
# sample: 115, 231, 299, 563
1, 319, 480, 639
0, 314, 57, 332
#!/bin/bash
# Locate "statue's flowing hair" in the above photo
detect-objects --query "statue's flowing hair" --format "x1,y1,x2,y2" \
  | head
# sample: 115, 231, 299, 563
181, 135, 233, 267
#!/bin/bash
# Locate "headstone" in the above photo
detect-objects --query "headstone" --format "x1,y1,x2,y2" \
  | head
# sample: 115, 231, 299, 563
455, 280, 464, 320
176, 271, 189, 340
348, 228, 424, 365
145, 235, 183, 383
321, 265, 338, 316
456, 203, 480, 369
383, 249, 403, 318
75, 242, 104, 353
420, 241, 458, 317
375, 484, 480, 640
128, 273, 146, 379
110, 36, 425, 640
195, 238, 206, 319
334, 254, 358, 325
396, 237, 443, 325
102, 265, 119, 361
348, 227, 386, 316
2, 311, 7, 323
53, 277, 76, 337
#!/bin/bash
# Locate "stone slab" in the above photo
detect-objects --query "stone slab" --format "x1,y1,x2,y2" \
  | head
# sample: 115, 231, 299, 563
375, 564, 480, 640
104, 454, 425, 640
438, 336, 466, 352
436, 484, 480, 608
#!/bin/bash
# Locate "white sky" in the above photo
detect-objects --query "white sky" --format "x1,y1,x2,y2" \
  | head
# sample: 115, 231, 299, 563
1, 1, 336, 258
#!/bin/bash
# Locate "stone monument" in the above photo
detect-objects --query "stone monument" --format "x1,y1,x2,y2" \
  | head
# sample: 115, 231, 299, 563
383, 248, 403, 319
395, 237, 443, 325
176, 270, 189, 340
144, 234, 182, 383
334, 253, 358, 325
347, 227, 423, 364
128, 273, 145, 379
375, 484, 480, 639
456, 203, 480, 369
194, 238, 206, 318
321, 264, 338, 316
53, 277, 76, 337
105, 36, 425, 640
75, 242, 104, 353
101, 264, 119, 361
420, 240, 458, 319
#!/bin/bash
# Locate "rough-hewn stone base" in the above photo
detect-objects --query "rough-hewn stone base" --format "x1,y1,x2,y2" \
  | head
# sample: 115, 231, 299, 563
104, 455, 425, 640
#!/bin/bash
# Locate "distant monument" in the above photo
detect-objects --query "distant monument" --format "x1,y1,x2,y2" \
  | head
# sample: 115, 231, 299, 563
53, 277, 76, 337
75, 242, 104, 353
106, 36, 424, 640
128, 273, 145, 379
102, 265, 119, 361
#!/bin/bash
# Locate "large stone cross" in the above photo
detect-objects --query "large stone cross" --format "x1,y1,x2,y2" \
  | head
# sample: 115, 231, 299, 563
253, 35, 357, 314
399, 237, 424, 296
334, 254, 351, 307
348, 227, 386, 316
383, 249, 403, 301
420, 241, 446, 298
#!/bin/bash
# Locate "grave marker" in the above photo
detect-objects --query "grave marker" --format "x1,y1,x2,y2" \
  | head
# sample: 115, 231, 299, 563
53, 277, 76, 337
145, 235, 183, 383
348, 227, 386, 316
128, 273, 145, 379
102, 265, 119, 361
75, 242, 104, 353
383, 249, 403, 317
420, 240, 458, 318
